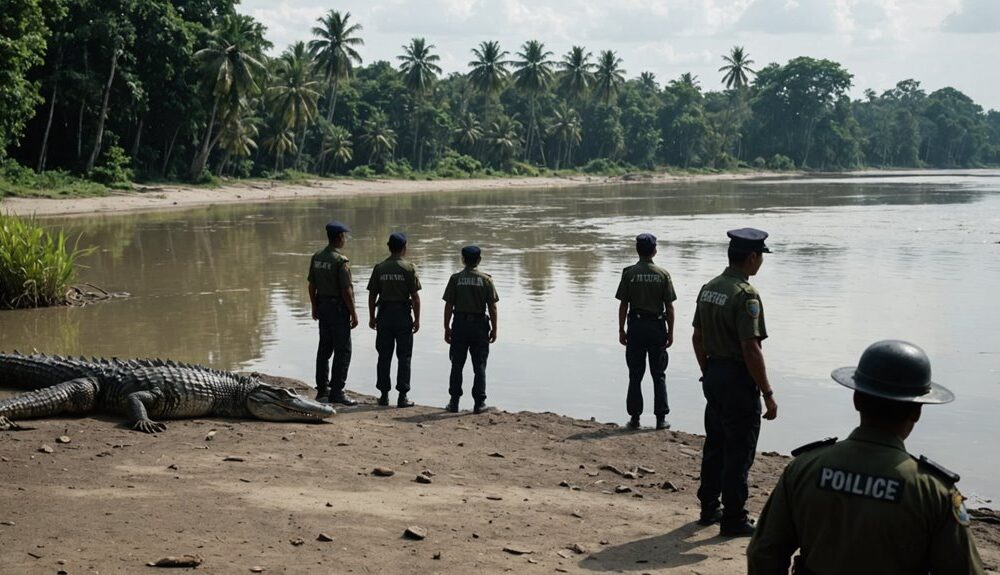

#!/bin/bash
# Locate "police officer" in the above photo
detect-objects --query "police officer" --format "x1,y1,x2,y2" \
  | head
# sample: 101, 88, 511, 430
615, 233, 677, 430
367, 232, 422, 408
307, 220, 359, 406
692, 227, 777, 537
442, 245, 499, 414
747, 340, 985, 574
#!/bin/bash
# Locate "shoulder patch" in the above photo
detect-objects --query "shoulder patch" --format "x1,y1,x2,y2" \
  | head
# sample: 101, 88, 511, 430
791, 437, 837, 457
746, 299, 761, 319
917, 455, 961, 484
951, 489, 972, 527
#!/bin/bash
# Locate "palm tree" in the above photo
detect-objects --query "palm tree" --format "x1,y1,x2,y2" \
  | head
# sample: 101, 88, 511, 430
452, 111, 482, 156
678, 72, 700, 88
217, 109, 261, 176
512, 40, 554, 165
267, 42, 321, 170
468, 41, 510, 122
320, 123, 353, 173
547, 103, 582, 169
486, 115, 522, 170
359, 112, 397, 168
557, 46, 594, 102
593, 50, 625, 105
262, 124, 297, 172
189, 14, 267, 178
719, 46, 755, 90
398, 37, 442, 170
638, 72, 659, 92
309, 10, 363, 168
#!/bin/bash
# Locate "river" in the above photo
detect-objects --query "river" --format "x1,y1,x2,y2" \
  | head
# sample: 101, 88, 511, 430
2, 171, 999, 502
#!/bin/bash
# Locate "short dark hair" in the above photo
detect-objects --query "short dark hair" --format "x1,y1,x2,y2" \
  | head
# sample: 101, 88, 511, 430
636, 243, 655, 257
462, 253, 481, 266
327, 229, 344, 244
728, 246, 754, 265
854, 391, 920, 424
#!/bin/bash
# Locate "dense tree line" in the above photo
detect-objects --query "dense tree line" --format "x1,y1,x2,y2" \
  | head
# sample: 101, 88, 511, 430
3, 0, 999, 186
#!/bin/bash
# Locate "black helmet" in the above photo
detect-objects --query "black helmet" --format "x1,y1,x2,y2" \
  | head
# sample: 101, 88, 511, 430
831, 340, 954, 404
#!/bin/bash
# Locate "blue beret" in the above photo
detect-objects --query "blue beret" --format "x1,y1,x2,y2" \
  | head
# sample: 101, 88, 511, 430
636, 233, 657, 248
461, 245, 481, 259
325, 220, 351, 234
727, 227, 771, 253
387, 232, 407, 249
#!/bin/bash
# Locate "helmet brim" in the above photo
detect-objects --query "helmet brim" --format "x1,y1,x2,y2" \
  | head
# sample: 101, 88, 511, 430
830, 366, 955, 404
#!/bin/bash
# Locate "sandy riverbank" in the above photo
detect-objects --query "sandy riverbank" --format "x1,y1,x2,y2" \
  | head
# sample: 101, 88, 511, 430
0, 380, 998, 575
0, 172, 783, 217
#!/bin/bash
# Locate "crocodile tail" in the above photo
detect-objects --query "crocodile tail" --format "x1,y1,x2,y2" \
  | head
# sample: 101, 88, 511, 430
0, 377, 100, 422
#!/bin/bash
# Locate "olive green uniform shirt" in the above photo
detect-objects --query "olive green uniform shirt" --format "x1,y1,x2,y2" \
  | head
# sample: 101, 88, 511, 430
747, 426, 984, 575
692, 266, 767, 361
614, 258, 677, 315
442, 267, 499, 314
308, 246, 352, 299
366, 255, 421, 302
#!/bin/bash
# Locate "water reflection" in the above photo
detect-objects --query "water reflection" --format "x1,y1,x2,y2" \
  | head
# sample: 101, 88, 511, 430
1, 172, 998, 499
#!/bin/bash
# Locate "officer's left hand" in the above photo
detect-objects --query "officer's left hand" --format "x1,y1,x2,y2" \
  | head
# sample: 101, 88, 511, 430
369, 318, 377, 330
665, 332, 674, 348
350, 313, 359, 329
412, 320, 420, 334
489, 328, 497, 343
311, 306, 318, 321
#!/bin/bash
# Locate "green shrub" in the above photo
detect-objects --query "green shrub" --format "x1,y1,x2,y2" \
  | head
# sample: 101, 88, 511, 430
349, 165, 376, 178
0, 160, 107, 198
752, 157, 767, 169
88, 145, 133, 187
509, 162, 541, 177
581, 158, 628, 175
384, 160, 413, 177
0, 213, 95, 309
433, 151, 481, 178
767, 154, 796, 171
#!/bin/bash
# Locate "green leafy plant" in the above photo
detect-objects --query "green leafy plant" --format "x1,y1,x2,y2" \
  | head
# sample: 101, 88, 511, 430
0, 213, 95, 309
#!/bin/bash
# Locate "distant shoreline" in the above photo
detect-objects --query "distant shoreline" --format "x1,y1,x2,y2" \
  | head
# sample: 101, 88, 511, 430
1, 171, 792, 218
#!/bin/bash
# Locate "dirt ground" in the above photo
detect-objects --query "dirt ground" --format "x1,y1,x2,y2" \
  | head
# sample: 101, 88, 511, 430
1, 378, 998, 575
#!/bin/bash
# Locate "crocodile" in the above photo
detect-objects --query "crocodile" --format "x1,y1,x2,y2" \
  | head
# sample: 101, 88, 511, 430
0, 352, 335, 433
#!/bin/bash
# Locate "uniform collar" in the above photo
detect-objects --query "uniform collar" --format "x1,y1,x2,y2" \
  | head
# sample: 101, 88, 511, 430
847, 426, 907, 452
723, 266, 749, 281
388, 254, 402, 260
638, 257, 654, 264
463, 265, 478, 271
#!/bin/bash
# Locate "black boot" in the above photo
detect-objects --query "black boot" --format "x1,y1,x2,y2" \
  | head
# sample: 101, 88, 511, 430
315, 386, 329, 403
720, 517, 756, 537
445, 398, 459, 413
656, 416, 670, 430
473, 401, 491, 414
330, 393, 357, 406
397, 393, 414, 408
697, 508, 723, 526
626, 416, 640, 429
377, 392, 390, 407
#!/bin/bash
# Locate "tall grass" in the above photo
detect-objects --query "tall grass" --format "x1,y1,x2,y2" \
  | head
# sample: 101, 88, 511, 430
0, 213, 94, 309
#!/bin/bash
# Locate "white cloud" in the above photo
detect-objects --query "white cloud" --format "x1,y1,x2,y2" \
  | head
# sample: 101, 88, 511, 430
942, 0, 1000, 33
735, 0, 844, 34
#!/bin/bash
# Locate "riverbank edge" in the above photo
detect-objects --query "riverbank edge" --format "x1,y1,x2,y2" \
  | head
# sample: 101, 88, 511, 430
0, 170, 795, 217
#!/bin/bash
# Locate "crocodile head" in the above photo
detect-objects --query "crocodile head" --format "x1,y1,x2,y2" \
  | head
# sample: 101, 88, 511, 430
246, 384, 335, 422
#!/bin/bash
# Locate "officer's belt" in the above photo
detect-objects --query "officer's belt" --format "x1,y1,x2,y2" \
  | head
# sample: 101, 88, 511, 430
316, 294, 342, 300
628, 311, 664, 320
454, 312, 487, 319
378, 300, 412, 307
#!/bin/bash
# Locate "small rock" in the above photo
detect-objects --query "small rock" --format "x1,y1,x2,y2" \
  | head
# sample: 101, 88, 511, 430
622, 471, 638, 480
660, 481, 679, 492
527, 557, 538, 564
250, 567, 265, 573
415, 475, 432, 484
485, 495, 502, 501
317, 533, 333, 542
571, 512, 583, 519
56, 436, 71, 444
290, 538, 305, 546
633, 492, 644, 498
599, 540, 610, 545
586, 471, 599, 477
1, 521, 15, 526
637, 466, 655, 475
600, 464, 624, 476
570, 543, 589, 554
404, 526, 427, 540
614, 485, 632, 494
472, 532, 480, 539
239, 478, 252, 483
420, 469, 435, 477
1, 456, 9, 462
223, 456, 245, 462
147, 555, 202, 567
559, 480, 571, 487
433, 552, 441, 560
372, 467, 395, 477
38, 445, 54, 454
167, 464, 178, 470
205, 430, 216, 441
325, 502, 333, 507
503, 545, 533, 555
557, 549, 574, 559
488, 452, 505, 458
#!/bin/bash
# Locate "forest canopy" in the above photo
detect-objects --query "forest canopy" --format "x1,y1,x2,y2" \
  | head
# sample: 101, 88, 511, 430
3, 0, 999, 187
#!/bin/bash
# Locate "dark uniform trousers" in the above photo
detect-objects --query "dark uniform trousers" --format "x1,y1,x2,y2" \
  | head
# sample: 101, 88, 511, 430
625, 314, 670, 417
375, 302, 414, 394
449, 313, 490, 402
697, 358, 761, 522
315, 297, 352, 395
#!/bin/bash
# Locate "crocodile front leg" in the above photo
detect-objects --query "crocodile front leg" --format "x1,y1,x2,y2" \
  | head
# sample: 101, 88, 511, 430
126, 391, 167, 433
0, 377, 100, 430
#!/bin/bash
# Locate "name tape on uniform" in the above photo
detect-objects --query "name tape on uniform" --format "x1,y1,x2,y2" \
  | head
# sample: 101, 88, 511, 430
457, 277, 485, 287
314, 261, 336, 270
817, 467, 903, 503
699, 290, 728, 306
380, 273, 406, 282
630, 274, 664, 283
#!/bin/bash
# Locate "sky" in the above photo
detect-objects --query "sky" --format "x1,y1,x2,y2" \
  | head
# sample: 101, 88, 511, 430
238, 0, 1000, 110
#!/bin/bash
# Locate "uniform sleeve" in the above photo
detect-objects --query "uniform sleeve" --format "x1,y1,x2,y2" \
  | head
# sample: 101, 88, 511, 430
615, 270, 629, 302
485, 277, 499, 303
409, 265, 422, 294
338, 259, 353, 288
664, 273, 677, 304
366, 265, 378, 293
736, 291, 767, 342
442, 276, 456, 304
307, 256, 315, 284
692, 291, 702, 328
927, 489, 986, 575
747, 471, 799, 575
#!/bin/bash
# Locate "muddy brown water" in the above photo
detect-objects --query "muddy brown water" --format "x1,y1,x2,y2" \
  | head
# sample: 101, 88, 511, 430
2, 171, 999, 502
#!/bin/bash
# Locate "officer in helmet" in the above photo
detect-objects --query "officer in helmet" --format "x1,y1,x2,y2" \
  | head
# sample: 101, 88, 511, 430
747, 340, 985, 574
